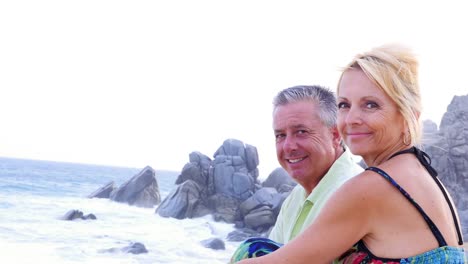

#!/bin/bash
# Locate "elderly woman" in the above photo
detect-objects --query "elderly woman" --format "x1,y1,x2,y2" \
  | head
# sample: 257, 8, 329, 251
232, 44, 466, 263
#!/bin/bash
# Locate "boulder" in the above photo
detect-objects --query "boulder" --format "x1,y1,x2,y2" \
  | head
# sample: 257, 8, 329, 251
100, 242, 148, 254
201, 237, 225, 250
226, 228, 268, 242
157, 139, 261, 226
262, 167, 296, 192
422, 94, 468, 239
156, 180, 209, 219
61, 209, 97, 221
88, 181, 116, 199
110, 166, 161, 208
243, 205, 276, 231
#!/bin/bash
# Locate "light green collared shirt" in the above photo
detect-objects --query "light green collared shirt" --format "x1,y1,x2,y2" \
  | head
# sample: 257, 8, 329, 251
269, 150, 364, 243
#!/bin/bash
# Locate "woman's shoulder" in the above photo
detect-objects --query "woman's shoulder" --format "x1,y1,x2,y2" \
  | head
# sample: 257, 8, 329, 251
352, 157, 428, 190
331, 168, 404, 209
340, 168, 396, 194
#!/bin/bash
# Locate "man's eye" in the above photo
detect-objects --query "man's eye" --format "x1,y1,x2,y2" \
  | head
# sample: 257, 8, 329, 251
275, 134, 285, 141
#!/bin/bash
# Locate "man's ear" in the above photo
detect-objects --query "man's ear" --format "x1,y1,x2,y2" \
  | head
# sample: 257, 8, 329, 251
330, 126, 342, 148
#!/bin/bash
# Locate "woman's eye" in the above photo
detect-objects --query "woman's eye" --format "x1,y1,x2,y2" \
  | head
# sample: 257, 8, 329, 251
365, 102, 379, 109
337, 102, 349, 109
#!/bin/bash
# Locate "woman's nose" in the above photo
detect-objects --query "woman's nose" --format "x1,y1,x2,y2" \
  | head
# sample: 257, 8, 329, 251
345, 107, 362, 125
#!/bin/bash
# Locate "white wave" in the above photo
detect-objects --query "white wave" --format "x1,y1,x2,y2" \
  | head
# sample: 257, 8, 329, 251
0, 194, 241, 263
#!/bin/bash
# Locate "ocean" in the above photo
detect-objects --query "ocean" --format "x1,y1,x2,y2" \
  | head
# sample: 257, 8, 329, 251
0, 157, 241, 264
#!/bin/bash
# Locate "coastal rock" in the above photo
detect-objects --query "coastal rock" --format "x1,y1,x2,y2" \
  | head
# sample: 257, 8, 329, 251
200, 237, 225, 250
87, 181, 116, 199
212, 139, 259, 200
156, 179, 209, 219
175, 152, 211, 189
121, 242, 148, 254
61, 209, 97, 221
100, 242, 148, 254
157, 139, 277, 230
110, 166, 161, 208
156, 138, 297, 235
211, 194, 243, 223
423, 120, 438, 134
261, 168, 296, 193
226, 228, 268, 242
239, 187, 279, 217
422, 94, 468, 239
243, 205, 276, 230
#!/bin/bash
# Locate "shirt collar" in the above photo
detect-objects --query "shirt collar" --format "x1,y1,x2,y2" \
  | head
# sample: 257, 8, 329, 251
303, 150, 358, 203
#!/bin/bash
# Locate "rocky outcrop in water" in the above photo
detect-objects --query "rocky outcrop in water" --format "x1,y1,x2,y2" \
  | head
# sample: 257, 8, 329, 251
201, 237, 225, 250
156, 139, 294, 236
110, 166, 161, 208
61, 209, 96, 220
99, 242, 148, 254
422, 94, 468, 239
88, 166, 161, 208
87, 181, 116, 198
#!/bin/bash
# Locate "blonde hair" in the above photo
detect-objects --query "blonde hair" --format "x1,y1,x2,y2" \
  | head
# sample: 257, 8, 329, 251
337, 44, 422, 145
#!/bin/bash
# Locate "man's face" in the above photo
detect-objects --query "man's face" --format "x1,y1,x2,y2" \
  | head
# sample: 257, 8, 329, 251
273, 100, 340, 192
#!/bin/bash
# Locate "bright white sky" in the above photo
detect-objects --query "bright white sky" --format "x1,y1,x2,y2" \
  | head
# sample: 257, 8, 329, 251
1, 1, 467, 176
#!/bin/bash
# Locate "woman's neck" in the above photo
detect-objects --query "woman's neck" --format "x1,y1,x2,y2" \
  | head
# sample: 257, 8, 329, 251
362, 144, 411, 167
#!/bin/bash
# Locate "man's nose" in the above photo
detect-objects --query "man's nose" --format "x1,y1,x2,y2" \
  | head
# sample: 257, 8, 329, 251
283, 135, 298, 152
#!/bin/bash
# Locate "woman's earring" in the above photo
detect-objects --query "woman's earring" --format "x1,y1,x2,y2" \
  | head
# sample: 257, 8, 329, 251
403, 132, 411, 146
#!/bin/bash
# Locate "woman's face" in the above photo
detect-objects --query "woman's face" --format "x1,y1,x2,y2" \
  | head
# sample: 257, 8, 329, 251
337, 69, 406, 160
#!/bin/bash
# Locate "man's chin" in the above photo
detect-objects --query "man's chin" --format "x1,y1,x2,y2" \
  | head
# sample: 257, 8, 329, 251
289, 171, 306, 183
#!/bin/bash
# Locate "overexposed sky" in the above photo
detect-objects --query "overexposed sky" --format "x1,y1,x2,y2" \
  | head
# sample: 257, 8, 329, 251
1, 1, 467, 176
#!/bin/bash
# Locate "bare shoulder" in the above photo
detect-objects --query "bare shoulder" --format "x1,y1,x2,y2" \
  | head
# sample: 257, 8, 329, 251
318, 170, 394, 220
300, 170, 394, 251
336, 169, 395, 200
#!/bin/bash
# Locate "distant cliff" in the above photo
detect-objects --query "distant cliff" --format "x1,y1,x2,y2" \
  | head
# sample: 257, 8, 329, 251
422, 94, 468, 240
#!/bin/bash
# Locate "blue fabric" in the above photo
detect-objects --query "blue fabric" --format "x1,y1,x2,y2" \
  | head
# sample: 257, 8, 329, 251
400, 246, 467, 263
230, 237, 283, 263
341, 240, 467, 263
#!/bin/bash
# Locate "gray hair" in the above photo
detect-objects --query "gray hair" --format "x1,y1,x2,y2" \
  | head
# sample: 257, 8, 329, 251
273, 85, 338, 128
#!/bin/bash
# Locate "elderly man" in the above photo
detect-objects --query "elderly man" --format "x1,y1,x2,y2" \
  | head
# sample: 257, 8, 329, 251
229, 85, 363, 263
268, 85, 363, 243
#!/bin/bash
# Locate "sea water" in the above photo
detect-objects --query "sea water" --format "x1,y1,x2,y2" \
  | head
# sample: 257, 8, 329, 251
0, 157, 240, 263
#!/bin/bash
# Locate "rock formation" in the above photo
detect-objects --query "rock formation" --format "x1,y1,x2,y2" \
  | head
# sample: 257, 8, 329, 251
156, 138, 295, 236
110, 166, 161, 208
88, 166, 161, 208
61, 209, 96, 221
87, 181, 116, 198
422, 94, 468, 239
99, 242, 148, 254
200, 237, 225, 250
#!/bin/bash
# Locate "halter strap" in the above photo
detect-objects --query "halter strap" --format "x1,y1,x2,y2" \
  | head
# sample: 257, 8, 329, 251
388, 147, 464, 245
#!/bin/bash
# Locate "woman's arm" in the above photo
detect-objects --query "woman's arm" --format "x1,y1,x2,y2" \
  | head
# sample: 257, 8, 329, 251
236, 174, 377, 264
